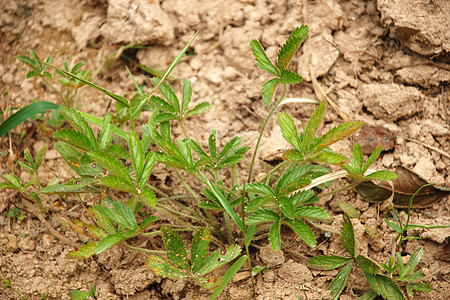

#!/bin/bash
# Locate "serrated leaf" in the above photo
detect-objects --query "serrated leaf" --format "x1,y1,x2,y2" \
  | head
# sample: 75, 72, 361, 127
337, 201, 359, 219
34, 146, 46, 170
261, 78, 281, 106
152, 79, 180, 113
342, 214, 356, 257
241, 182, 276, 197
40, 177, 99, 194
208, 130, 217, 159
59, 108, 98, 151
148, 95, 175, 113
139, 215, 158, 231
278, 196, 295, 219
282, 149, 303, 162
146, 255, 189, 279
246, 209, 280, 225
308, 255, 352, 270
279, 69, 303, 84
99, 113, 113, 151
94, 201, 137, 230
349, 143, 364, 174
295, 206, 330, 220
69, 289, 91, 300
139, 151, 155, 188
245, 195, 273, 213
196, 276, 222, 290
277, 25, 309, 71
101, 175, 137, 194
399, 247, 423, 279
291, 190, 320, 206
277, 178, 311, 197
161, 226, 190, 271
87, 151, 134, 187
362, 146, 382, 174
249, 40, 280, 76
195, 244, 241, 276
363, 170, 398, 181
269, 220, 281, 251
406, 282, 433, 296
191, 227, 210, 273
356, 255, 380, 275
181, 78, 192, 112
3, 174, 22, 191
139, 188, 157, 207
328, 260, 353, 300
303, 101, 326, 153
312, 121, 364, 154
284, 218, 316, 247
185, 101, 211, 117
128, 132, 144, 182
356, 290, 378, 300
53, 129, 92, 151
58, 216, 106, 239
308, 151, 347, 165
278, 112, 302, 150
364, 272, 406, 300
66, 242, 97, 259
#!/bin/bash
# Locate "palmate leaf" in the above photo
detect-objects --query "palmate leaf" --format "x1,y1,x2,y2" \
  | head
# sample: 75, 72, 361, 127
148, 95, 175, 113
262, 78, 281, 106
277, 25, 309, 71
278, 112, 302, 150
303, 101, 326, 153
311, 120, 364, 154
348, 143, 364, 174
191, 228, 210, 273
308, 255, 352, 270
139, 151, 155, 189
398, 247, 423, 279
94, 201, 137, 230
278, 196, 295, 219
58, 216, 106, 239
87, 151, 133, 183
147, 255, 189, 279
362, 146, 382, 174
249, 40, 280, 77
342, 214, 356, 258
241, 182, 275, 197
328, 260, 353, 300
161, 226, 190, 271
284, 218, 316, 247
245, 195, 273, 213
152, 78, 180, 113
59, 107, 99, 151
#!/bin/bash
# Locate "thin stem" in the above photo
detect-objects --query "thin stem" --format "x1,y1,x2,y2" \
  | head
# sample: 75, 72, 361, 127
259, 160, 289, 183
158, 203, 202, 223
41, 76, 65, 103
125, 244, 166, 255
154, 206, 199, 232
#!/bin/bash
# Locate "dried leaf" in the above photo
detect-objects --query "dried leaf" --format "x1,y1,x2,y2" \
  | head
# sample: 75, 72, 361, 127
355, 166, 450, 208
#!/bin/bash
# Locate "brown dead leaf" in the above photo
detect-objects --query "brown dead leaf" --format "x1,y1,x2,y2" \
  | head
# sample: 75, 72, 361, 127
355, 166, 450, 208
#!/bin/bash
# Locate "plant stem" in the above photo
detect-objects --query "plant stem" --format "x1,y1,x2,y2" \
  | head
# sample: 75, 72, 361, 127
41, 76, 65, 104
125, 244, 166, 254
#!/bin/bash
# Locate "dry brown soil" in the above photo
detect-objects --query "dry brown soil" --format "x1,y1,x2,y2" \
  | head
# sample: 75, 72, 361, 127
1, 0, 449, 299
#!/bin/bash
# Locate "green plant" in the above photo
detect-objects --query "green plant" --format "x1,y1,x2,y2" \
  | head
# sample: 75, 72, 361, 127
308, 214, 432, 299
2, 25, 436, 299
69, 285, 96, 300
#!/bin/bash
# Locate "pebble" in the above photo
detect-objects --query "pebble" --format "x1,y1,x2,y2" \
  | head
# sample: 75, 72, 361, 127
18, 237, 36, 251
6, 234, 19, 252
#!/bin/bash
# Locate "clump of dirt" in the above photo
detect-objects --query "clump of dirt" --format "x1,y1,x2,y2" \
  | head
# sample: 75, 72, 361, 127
0, 0, 449, 299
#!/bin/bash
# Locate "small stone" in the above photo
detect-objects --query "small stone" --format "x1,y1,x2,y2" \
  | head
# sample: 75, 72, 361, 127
6, 234, 19, 252
18, 237, 36, 251
259, 244, 285, 266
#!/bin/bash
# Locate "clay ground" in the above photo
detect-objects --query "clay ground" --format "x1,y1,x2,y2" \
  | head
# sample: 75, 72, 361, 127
0, 0, 449, 299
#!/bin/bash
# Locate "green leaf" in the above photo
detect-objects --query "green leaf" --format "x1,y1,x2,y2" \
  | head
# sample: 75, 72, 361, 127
94, 201, 137, 230
139, 188, 157, 207
303, 101, 326, 153
181, 77, 192, 112
245, 195, 273, 213
328, 260, 353, 300
146, 255, 189, 279
356, 255, 380, 275
308, 152, 347, 165
59, 108, 98, 151
101, 175, 137, 194
153, 79, 180, 113
161, 226, 190, 271
53, 129, 92, 151
406, 282, 433, 296
349, 143, 364, 174
279, 69, 303, 84
385, 219, 403, 234
195, 244, 241, 277
208, 130, 218, 159
185, 101, 211, 117
241, 182, 276, 197
196, 276, 222, 290
191, 227, 210, 273
295, 206, 330, 220
128, 132, 144, 182
79, 111, 128, 140
342, 214, 356, 257
246, 209, 280, 225
278, 112, 302, 150
363, 170, 398, 181
0, 101, 59, 137
40, 178, 99, 194
308, 255, 352, 270
337, 201, 359, 219
249, 40, 280, 76
245, 225, 256, 248
261, 78, 281, 106
139, 151, 155, 189
312, 121, 364, 154
269, 220, 281, 251
278, 196, 295, 219
277, 25, 309, 71
210, 255, 248, 300
99, 113, 113, 151
66, 242, 97, 259
93, 231, 134, 255
362, 146, 382, 174
69, 289, 91, 300
139, 215, 158, 230
364, 272, 406, 300
87, 151, 134, 187
399, 247, 423, 279
282, 149, 303, 162
284, 218, 316, 247
356, 290, 378, 300
3, 174, 23, 191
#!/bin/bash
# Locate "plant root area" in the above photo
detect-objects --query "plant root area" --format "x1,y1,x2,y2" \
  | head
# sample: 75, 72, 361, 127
0, 0, 449, 299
